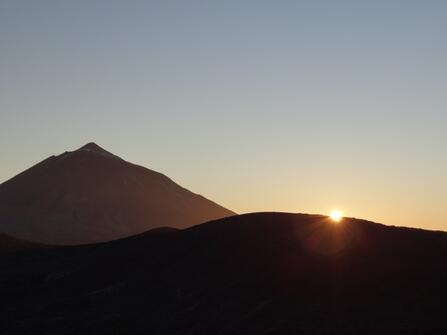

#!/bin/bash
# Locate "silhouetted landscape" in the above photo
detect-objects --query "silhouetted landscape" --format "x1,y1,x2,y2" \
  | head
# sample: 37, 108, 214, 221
2, 2, 447, 333
1, 146, 447, 333
2, 212, 447, 334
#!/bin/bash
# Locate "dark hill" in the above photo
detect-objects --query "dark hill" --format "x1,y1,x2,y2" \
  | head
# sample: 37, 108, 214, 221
0, 143, 234, 245
1, 212, 447, 334
0, 234, 45, 253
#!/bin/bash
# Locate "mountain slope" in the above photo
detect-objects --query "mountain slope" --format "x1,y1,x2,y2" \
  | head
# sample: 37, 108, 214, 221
1, 212, 447, 334
0, 143, 234, 245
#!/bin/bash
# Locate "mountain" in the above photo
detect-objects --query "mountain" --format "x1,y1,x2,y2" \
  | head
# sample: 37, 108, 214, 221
0, 143, 234, 245
1, 212, 447, 334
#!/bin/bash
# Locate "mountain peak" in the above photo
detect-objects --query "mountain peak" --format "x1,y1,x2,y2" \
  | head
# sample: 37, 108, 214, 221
0, 143, 234, 244
76, 142, 115, 157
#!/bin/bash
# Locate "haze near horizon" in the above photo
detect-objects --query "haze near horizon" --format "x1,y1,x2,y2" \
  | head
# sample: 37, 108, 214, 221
1, 1, 446, 231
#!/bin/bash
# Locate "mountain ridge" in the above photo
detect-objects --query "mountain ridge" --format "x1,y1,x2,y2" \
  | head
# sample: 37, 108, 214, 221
1, 212, 447, 334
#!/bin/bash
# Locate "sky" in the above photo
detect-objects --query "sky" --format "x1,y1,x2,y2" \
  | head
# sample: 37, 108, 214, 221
1, 1, 446, 231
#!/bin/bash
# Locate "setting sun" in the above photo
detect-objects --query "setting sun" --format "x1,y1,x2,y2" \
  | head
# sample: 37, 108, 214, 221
330, 210, 343, 222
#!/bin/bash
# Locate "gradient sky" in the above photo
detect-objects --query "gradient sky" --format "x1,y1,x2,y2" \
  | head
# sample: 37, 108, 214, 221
1, 1, 446, 230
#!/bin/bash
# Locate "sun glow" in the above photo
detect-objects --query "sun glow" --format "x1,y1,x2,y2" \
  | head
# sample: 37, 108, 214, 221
330, 210, 343, 222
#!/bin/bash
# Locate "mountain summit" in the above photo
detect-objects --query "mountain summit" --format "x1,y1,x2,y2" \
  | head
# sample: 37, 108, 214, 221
0, 143, 234, 245
76, 142, 116, 156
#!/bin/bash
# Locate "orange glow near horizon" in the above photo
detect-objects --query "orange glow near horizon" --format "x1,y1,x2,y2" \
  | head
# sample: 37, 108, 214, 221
330, 210, 343, 223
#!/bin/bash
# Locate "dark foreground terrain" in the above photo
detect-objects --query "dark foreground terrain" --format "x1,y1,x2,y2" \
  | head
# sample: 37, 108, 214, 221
1, 212, 447, 334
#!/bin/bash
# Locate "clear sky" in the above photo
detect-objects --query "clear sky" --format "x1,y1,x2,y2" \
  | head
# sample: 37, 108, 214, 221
1, 1, 446, 230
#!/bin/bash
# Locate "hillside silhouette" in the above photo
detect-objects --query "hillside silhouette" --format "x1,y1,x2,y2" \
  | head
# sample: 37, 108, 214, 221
0, 233, 46, 253
1, 212, 447, 334
0, 143, 234, 245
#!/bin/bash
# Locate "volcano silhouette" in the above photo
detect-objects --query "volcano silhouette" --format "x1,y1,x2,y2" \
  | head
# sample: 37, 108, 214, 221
0, 143, 234, 244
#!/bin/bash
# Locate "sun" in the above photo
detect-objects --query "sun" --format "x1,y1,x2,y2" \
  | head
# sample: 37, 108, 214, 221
330, 210, 343, 222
